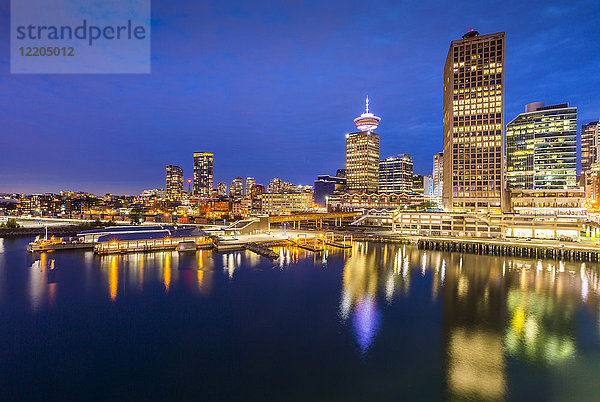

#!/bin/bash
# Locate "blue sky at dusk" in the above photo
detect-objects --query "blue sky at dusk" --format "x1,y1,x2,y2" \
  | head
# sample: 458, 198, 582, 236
0, 0, 599, 195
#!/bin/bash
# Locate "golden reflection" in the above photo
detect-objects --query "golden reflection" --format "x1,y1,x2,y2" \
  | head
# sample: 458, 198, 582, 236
197, 270, 204, 287
29, 252, 48, 312
448, 329, 506, 400
164, 253, 171, 293
341, 243, 382, 352
109, 256, 118, 301
139, 255, 144, 291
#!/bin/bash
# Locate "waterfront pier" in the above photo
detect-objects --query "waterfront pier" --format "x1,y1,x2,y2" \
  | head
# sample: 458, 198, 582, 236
418, 237, 600, 262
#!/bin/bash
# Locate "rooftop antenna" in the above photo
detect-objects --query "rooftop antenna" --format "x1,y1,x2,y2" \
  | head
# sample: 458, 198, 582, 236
365, 95, 370, 114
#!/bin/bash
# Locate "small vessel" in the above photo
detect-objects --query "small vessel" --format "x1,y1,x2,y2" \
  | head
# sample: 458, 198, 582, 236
27, 236, 64, 252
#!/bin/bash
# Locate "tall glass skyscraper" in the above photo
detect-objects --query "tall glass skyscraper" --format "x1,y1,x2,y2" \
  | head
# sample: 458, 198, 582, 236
166, 164, 184, 199
378, 154, 413, 194
506, 102, 577, 189
432, 152, 443, 198
193, 152, 213, 196
443, 30, 505, 213
581, 121, 599, 172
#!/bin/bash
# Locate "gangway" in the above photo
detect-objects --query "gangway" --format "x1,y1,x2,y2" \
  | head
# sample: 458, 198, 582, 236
324, 232, 352, 248
289, 234, 325, 252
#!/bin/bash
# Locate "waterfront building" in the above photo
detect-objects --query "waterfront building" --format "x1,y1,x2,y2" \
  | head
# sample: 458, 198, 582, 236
314, 175, 347, 207
443, 30, 505, 213
250, 184, 266, 199
193, 152, 213, 197
433, 152, 443, 197
267, 178, 282, 194
506, 102, 577, 190
346, 97, 380, 193
336, 168, 347, 178
245, 177, 256, 196
392, 211, 584, 240
378, 154, 413, 194
424, 175, 434, 197
581, 121, 599, 172
258, 192, 313, 215
326, 192, 424, 212
165, 165, 184, 200
508, 188, 585, 216
230, 176, 244, 197
217, 182, 227, 197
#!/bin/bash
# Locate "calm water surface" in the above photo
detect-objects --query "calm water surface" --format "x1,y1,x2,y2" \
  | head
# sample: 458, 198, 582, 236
0, 237, 599, 401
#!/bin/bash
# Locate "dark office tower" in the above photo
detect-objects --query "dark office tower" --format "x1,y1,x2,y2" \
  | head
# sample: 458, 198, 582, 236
443, 30, 505, 213
346, 97, 380, 193
314, 175, 347, 207
581, 121, 599, 173
412, 173, 424, 196
166, 165, 184, 199
193, 152, 213, 197
506, 102, 577, 189
378, 154, 413, 194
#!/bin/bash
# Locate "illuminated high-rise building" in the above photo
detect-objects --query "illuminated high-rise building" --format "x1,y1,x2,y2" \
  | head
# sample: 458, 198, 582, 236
245, 177, 256, 196
267, 178, 282, 194
506, 102, 577, 189
346, 96, 380, 193
230, 176, 244, 197
193, 152, 213, 197
433, 152, 443, 198
443, 30, 505, 213
217, 182, 227, 197
581, 121, 599, 172
378, 154, 413, 194
165, 164, 183, 200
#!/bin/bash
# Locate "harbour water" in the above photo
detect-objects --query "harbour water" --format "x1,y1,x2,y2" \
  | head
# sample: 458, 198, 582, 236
0, 236, 599, 400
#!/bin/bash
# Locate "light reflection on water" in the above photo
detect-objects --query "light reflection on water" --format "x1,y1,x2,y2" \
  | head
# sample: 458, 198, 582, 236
10, 240, 600, 399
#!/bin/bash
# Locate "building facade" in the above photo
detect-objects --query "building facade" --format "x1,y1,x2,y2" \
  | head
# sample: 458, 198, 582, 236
506, 102, 577, 190
230, 176, 244, 197
245, 177, 256, 196
165, 165, 184, 200
378, 154, 413, 194
443, 30, 505, 213
412, 174, 424, 196
509, 188, 585, 216
346, 97, 380, 193
217, 182, 227, 197
192, 152, 213, 197
258, 192, 313, 215
433, 152, 443, 197
267, 178, 282, 194
581, 121, 599, 173
327, 192, 424, 212
424, 175, 434, 197
314, 175, 347, 207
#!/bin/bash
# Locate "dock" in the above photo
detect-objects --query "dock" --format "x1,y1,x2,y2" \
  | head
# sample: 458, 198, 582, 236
288, 234, 325, 252
417, 237, 600, 262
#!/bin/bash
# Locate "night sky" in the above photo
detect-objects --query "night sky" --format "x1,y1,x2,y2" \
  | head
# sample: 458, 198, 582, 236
1, 0, 599, 195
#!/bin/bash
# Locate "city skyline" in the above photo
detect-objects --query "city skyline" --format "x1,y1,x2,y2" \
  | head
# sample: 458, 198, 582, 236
1, 0, 599, 194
